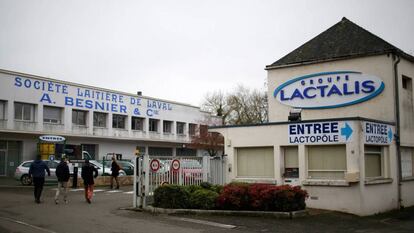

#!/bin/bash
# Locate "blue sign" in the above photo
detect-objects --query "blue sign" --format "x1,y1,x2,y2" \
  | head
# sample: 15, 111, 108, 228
13, 76, 174, 117
288, 121, 353, 144
364, 121, 393, 145
274, 71, 385, 109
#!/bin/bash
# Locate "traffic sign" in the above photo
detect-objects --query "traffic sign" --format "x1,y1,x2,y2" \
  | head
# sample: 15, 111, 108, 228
150, 159, 160, 172
171, 159, 180, 171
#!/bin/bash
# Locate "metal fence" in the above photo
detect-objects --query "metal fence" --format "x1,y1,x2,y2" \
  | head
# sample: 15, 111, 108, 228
133, 154, 226, 208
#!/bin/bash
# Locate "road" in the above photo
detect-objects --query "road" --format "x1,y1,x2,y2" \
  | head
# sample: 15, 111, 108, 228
0, 185, 228, 233
0, 184, 413, 233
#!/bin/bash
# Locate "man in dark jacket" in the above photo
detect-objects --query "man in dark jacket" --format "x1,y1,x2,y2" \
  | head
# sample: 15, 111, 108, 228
28, 155, 50, 204
110, 157, 120, 189
55, 157, 70, 204
81, 159, 98, 204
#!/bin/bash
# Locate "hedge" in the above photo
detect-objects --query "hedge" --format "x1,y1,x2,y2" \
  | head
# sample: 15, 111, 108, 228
153, 182, 308, 212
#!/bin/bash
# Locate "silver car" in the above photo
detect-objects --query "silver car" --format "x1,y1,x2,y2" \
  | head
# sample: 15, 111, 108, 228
14, 160, 60, 185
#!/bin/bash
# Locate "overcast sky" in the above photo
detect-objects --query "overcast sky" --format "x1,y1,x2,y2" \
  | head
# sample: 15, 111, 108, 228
0, 0, 413, 106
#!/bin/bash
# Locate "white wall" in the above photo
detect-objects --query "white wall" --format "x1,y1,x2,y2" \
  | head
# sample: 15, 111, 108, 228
212, 118, 403, 216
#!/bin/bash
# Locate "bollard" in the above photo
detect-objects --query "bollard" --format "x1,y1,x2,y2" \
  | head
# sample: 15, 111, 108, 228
72, 166, 78, 188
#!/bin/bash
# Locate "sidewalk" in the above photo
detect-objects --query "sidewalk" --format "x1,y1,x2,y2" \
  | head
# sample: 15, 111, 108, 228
0, 176, 21, 187
0, 176, 57, 187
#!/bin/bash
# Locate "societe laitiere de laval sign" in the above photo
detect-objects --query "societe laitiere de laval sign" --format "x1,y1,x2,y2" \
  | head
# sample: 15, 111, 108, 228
274, 71, 384, 109
288, 121, 353, 144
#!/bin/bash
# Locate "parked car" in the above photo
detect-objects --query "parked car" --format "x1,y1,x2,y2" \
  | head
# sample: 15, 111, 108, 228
115, 160, 134, 175
76, 160, 126, 177
15, 160, 61, 185
181, 159, 203, 181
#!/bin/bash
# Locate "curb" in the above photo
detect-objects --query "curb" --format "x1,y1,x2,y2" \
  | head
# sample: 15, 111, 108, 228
140, 206, 308, 219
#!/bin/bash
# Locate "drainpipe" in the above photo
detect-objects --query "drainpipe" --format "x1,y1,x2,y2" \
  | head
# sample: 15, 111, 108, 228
392, 54, 402, 209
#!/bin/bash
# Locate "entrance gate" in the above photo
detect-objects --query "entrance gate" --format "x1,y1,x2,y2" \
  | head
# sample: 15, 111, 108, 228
133, 154, 226, 208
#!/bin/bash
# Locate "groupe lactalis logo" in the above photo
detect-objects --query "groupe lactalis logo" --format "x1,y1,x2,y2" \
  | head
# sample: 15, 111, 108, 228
273, 71, 385, 109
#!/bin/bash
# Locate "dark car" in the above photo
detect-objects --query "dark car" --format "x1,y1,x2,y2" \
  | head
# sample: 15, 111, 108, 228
115, 160, 134, 175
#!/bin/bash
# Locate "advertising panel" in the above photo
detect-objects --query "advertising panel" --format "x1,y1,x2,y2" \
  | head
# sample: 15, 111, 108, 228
274, 71, 384, 109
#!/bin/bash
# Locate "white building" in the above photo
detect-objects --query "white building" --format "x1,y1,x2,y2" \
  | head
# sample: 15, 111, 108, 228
0, 69, 219, 177
211, 18, 414, 215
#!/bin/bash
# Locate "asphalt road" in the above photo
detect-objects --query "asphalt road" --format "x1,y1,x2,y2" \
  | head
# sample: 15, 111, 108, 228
0, 184, 413, 233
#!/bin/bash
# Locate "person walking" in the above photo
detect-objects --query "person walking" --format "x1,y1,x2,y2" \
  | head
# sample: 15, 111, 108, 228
81, 159, 98, 204
28, 155, 50, 204
110, 157, 120, 189
55, 157, 70, 204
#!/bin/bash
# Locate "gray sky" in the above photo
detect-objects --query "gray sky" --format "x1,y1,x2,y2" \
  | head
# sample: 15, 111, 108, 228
1, 0, 413, 106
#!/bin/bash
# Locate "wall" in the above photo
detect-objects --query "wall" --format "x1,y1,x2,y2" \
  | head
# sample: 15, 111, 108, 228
398, 58, 414, 147
212, 118, 401, 216
0, 70, 219, 142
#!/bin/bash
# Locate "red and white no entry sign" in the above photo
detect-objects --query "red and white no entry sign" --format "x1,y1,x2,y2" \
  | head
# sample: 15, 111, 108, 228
150, 159, 160, 172
171, 159, 180, 171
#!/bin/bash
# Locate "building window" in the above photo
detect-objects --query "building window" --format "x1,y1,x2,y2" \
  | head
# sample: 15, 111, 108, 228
176, 122, 186, 135
148, 147, 173, 156
189, 124, 197, 136
308, 145, 346, 180
163, 120, 172, 133
43, 106, 62, 124
132, 117, 144, 131
112, 114, 126, 129
200, 125, 208, 136
364, 146, 387, 179
402, 75, 412, 91
283, 146, 299, 178
236, 147, 274, 178
93, 112, 107, 127
149, 119, 159, 132
72, 110, 87, 126
14, 102, 35, 121
401, 147, 414, 178
0, 101, 5, 120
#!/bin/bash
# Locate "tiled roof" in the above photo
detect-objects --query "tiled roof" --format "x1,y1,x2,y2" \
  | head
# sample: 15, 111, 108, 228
266, 17, 414, 69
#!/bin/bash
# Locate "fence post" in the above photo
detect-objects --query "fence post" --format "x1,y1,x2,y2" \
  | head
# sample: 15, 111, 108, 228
133, 156, 137, 208
143, 154, 150, 208
202, 155, 209, 182
178, 158, 183, 185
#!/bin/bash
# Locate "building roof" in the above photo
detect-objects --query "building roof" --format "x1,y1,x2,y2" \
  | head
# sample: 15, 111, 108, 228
266, 17, 414, 70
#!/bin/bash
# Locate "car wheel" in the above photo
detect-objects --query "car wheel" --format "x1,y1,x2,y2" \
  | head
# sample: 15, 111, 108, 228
119, 170, 126, 176
21, 174, 32, 186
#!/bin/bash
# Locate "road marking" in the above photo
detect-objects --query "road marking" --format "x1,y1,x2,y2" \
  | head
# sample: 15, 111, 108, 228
70, 188, 84, 192
168, 217, 236, 229
0, 216, 58, 233
106, 190, 123, 193
94, 189, 105, 193
123, 191, 133, 194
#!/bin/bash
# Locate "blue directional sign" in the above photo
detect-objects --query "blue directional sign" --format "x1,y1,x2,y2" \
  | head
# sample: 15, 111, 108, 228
364, 121, 393, 145
288, 121, 353, 144
341, 123, 353, 140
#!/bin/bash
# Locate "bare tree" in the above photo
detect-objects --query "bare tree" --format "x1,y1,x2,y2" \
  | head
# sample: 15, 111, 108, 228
201, 90, 230, 125
188, 125, 224, 157
202, 85, 268, 125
